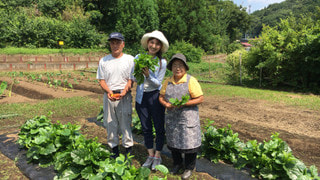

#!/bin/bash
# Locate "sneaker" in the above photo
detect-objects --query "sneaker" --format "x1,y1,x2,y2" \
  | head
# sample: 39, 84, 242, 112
142, 156, 154, 168
181, 169, 193, 180
151, 157, 162, 171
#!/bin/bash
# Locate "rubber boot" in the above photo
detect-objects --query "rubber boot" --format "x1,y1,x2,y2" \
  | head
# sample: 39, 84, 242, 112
111, 146, 119, 159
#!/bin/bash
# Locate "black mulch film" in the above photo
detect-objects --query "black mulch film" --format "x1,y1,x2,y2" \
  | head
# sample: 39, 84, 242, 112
0, 132, 56, 180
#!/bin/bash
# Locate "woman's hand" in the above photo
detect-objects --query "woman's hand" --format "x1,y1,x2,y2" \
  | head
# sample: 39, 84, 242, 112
165, 102, 175, 110
142, 67, 150, 78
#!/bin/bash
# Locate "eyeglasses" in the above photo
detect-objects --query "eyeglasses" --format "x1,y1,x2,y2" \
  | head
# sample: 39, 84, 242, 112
172, 64, 185, 69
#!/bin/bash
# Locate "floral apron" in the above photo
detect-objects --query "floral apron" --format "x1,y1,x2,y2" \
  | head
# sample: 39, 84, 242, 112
165, 74, 201, 150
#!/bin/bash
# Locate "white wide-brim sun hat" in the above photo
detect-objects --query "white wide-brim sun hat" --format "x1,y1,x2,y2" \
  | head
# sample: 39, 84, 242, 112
141, 30, 169, 53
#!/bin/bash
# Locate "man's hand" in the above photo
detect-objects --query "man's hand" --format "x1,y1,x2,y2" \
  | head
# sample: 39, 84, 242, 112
107, 91, 120, 101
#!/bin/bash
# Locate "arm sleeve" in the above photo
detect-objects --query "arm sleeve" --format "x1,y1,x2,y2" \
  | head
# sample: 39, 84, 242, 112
131, 54, 140, 81
129, 57, 135, 80
160, 78, 169, 95
189, 76, 203, 98
96, 59, 104, 80
145, 59, 167, 88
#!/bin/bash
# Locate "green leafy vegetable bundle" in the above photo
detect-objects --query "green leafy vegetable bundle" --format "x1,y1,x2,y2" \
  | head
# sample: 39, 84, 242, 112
133, 53, 159, 85
169, 94, 190, 106
0, 81, 8, 95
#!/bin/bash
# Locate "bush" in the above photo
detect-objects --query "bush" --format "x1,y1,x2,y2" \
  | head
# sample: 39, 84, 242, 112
243, 16, 320, 92
164, 40, 204, 63
66, 18, 103, 48
0, 6, 103, 48
226, 41, 243, 54
226, 49, 248, 84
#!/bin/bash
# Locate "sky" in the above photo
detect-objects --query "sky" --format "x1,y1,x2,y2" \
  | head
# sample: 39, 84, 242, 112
232, 0, 286, 13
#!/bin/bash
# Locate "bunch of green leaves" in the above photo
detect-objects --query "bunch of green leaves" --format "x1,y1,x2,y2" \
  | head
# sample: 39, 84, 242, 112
169, 94, 190, 106
201, 124, 244, 164
17, 115, 52, 148
54, 135, 112, 179
133, 53, 159, 85
17, 115, 82, 167
0, 81, 7, 96
90, 154, 151, 180
234, 133, 320, 180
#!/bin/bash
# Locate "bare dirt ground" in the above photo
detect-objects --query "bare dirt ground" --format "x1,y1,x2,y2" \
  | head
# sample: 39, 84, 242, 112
0, 70, 319, 179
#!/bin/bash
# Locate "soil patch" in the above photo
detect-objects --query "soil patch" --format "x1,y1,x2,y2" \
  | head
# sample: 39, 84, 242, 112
0, 77, 98, 102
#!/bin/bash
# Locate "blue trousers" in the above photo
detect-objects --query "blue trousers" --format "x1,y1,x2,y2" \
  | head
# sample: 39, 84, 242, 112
136, 90, 165, 151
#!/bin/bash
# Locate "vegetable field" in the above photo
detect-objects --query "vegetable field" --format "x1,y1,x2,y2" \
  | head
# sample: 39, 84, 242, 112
0, 70, 214, 180
0, 64, 319, 179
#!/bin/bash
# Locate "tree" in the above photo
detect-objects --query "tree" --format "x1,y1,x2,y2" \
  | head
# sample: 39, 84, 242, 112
158, 0, 215, 52
244, 14, 320, 92
114, 0, 159, 53
250, 0, 320, 36
206, 0, 251, 52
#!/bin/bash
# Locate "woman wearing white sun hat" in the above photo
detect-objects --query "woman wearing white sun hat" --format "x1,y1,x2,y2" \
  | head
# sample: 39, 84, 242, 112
132, 30, 169, 170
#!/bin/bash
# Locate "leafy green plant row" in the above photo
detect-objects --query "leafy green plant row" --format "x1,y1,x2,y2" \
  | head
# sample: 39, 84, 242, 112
201, 122, 319, 180
17, 113, 169, 180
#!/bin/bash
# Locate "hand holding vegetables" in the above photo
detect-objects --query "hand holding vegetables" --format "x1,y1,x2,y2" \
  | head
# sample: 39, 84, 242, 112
169, 94, 190, 108
133, 53, 159, 85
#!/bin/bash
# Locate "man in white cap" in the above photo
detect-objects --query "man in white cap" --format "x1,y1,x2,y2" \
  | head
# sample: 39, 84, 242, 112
96, 32, 134, 158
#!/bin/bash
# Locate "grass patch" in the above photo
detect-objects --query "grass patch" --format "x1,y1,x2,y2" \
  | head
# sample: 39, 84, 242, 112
0, 96, 100, 119
164, 61, 229, 84
0, 47, 108, 56
201, 83, 320, 110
